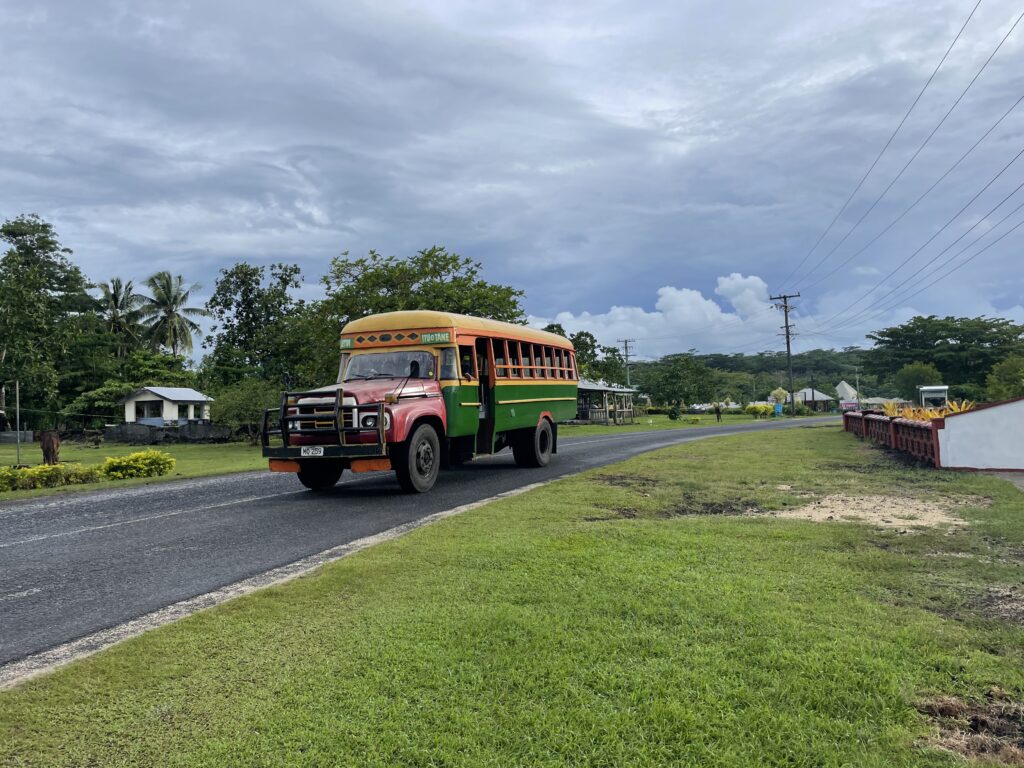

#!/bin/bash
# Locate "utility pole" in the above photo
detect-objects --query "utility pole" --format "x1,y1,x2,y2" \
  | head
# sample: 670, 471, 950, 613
15, 379, 21, 467
769, 292, 800, 415
617, 338, 636, 387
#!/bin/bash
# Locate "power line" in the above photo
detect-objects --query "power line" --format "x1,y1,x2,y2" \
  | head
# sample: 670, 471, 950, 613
818, 200, 1024, 332
800, 91, 1024, 292
794, 6, 1024, 290
778, 0, 984, 290
809, 141, 1024, 330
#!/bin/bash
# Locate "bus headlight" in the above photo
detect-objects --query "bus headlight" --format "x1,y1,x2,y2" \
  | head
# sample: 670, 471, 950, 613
360, 412, 391, 429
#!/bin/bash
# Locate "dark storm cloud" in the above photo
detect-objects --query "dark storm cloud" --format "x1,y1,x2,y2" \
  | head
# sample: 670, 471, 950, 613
2, 0, 1023, 355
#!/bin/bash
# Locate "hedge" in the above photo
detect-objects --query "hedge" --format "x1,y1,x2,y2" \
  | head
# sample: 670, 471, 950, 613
1, 450, 176, 492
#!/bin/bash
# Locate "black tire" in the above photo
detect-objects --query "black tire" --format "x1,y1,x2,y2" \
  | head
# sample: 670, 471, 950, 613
513, 420, 553, 468
297, 461, 343, 491
394, 423, 441, 493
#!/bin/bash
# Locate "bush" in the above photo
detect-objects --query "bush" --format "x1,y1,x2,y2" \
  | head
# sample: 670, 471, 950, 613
667, 405, 681, 421
0, 463, 103, 492
101, 450, 176, 480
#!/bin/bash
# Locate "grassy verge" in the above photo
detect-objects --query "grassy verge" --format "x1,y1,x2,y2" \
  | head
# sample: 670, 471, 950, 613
558, 411, 821, 436
2, 426, 1022, 766
0, 442, 264, 500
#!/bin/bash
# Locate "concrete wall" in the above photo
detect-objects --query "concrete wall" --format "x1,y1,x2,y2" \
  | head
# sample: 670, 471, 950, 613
104, 422, 231, 444
937, 398, 1024, 470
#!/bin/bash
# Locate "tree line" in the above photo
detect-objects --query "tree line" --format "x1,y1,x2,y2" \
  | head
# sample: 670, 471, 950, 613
2, 213, 1022, 432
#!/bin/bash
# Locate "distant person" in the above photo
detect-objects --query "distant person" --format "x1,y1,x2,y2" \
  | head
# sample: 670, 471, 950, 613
714, 404, 722, 423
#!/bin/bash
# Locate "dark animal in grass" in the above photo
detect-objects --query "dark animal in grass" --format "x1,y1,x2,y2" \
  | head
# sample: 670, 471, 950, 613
40, 431, 61, 466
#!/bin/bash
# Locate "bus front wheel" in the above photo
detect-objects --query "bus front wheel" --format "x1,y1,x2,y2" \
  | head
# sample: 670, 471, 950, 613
297, 461, 343, 491
394, 423, 441, 493
513, 420, 553, 468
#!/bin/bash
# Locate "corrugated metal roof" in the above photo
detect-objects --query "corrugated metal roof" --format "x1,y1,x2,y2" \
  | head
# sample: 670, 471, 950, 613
578, 378, 637, 393
131, 386, 213, 402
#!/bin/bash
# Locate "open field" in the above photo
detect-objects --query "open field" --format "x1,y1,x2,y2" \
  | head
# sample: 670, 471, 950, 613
2, 426, 1023, 766
558, 411, 794, 436
0, 442, 264, 500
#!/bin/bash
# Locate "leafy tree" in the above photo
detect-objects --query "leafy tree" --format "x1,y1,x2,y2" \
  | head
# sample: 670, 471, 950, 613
635, 354, 713, 407
866, 316, 1024, 389
303, 247, 525, 384
712, 369, 755, 404
770, 387, 789, 405
98, 278, 145, 357
140, 271, 210, 357
62, 351, 198, 426
986, 355, 1024, 401
893, 362, 942, 402
210, 378, 282, 444
593, 346, 626, 384
542, 323, 566, 337
0, 215, 91, 420
203, 263, 305, 386
568, 331, 599, 377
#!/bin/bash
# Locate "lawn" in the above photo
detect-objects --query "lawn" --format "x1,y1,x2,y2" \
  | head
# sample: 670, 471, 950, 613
2, 426, 1022, 766
0, 441, 265, 500
558, 410, 804, 437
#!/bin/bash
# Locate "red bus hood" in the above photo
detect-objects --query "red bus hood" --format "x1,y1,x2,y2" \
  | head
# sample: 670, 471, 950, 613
306, 379, 441, 404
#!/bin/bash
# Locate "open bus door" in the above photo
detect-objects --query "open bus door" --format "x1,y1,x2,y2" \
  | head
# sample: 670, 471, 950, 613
475, 337, 496, 454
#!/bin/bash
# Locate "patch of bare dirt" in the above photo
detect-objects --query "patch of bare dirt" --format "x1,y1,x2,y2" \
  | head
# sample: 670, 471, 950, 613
764, 494, 974, 531
597, 474, 655, 492
666, 492, 762, 517
916, 689, 1024, 765
583, 507, 638, 522
982, 587, 1024, 626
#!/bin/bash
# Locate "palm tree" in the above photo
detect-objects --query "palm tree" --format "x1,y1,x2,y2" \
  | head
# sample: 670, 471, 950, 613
139, 271, 210, 357
99, 277, 145, 357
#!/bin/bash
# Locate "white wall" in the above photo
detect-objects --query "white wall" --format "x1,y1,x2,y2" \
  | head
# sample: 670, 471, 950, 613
121, 393, 210, 423
938, 398, 1024, 470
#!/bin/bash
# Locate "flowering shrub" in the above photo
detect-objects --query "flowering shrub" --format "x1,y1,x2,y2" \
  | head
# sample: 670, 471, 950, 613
0, 463, 103, 492
100, 450, 176, 480
745, 404, 774, 419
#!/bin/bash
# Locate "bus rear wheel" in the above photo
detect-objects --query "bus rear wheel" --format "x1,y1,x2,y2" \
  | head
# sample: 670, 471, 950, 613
394, 423, 441, 493
297, 461, 343, 491
513, 420, 552, 468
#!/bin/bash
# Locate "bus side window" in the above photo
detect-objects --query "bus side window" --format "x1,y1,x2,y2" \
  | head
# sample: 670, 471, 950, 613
508, 340, 521, 377
568, 351, 578, 379
494, 339, 508, 378
440, 348, 458, 380
459, 345, 475, 379
545, 346, 555, 378
521, 343, 533, 378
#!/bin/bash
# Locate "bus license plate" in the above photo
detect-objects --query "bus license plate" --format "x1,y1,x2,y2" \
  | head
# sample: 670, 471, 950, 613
300, 447, 324, 457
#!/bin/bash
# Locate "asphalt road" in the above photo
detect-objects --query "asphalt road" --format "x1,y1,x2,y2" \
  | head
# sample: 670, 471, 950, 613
0, 417, 836, 667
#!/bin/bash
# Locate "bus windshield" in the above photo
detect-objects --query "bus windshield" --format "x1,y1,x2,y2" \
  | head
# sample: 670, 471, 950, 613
343, 350, 436, 381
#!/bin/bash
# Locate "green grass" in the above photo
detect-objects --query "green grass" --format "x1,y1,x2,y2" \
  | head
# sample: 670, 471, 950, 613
0, 442, 264, 500
2, 426, 1022, 766
558, 411, 809, 436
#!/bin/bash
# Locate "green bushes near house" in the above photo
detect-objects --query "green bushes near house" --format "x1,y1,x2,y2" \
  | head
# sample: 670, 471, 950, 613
0, 450, 175, 492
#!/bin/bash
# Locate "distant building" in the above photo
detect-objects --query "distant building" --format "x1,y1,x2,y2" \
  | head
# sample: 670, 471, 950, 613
793, 387, 835, 412
119, 387, 213, 426
835, 380, 859, 401
576, 379, 637, 425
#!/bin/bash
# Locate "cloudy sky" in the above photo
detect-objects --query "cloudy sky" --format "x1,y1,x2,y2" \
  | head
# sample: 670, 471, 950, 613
3, 0, 1023, 359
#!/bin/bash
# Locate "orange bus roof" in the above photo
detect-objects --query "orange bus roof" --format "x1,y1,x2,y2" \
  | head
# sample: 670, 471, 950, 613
341, 310, 574, 349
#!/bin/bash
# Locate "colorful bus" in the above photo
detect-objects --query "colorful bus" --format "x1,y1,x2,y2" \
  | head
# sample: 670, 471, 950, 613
261, 310, 578, 493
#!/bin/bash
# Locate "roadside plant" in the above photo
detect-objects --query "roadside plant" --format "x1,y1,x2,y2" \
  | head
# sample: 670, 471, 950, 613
100, 450, 176, 480
0, 464, 102, 492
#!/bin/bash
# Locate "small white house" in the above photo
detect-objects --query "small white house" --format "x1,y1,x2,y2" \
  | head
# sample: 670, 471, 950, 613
120, 387, 213, 426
